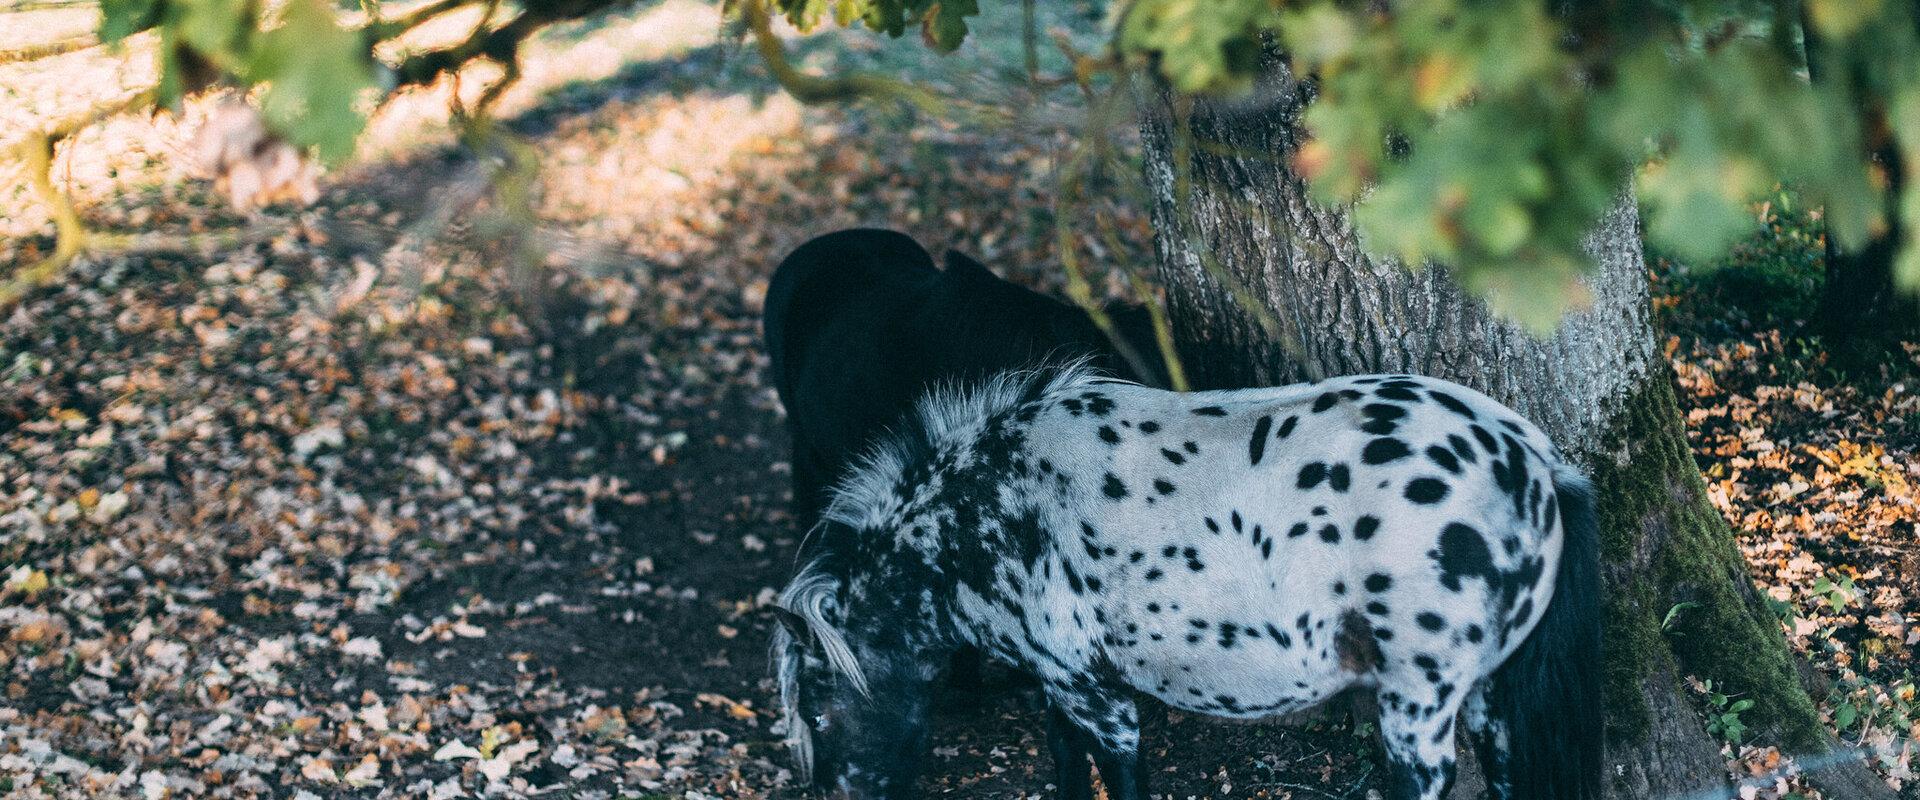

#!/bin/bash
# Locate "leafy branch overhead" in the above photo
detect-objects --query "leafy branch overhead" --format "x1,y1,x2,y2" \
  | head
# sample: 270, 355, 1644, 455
0, 0, 627, 302
93, 0, 612, 164
772, 0, 1920, 329
17, 0, 1920, 327
83, 0, 966, 176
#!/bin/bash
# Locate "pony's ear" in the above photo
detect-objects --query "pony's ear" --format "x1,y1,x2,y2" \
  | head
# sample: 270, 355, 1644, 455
943, 249, 995, 280
771, 605, 814, 644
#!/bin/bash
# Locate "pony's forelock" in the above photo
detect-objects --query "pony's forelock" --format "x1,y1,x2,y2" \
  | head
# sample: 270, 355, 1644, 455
777, 567, 870, 697
773, 565, 871, 784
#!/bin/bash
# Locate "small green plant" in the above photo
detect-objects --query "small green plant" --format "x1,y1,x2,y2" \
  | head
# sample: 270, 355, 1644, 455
1828, 671, 1918, 738
1762, 594, 1797, 624
1810, 575, 1857, 612
1661, 601, 1703, 633
1700, 679, 1756, 744
3, 351, 38, 383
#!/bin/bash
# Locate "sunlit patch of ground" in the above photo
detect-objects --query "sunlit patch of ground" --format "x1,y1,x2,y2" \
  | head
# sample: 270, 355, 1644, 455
0, 0, 750, 246
359, 0, 734, 159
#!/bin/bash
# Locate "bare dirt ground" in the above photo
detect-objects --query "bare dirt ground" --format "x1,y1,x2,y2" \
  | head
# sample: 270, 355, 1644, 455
1, 3, 1915, 799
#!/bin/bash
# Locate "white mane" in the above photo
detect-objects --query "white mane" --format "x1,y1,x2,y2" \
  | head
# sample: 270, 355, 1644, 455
819, 360, 1113, 532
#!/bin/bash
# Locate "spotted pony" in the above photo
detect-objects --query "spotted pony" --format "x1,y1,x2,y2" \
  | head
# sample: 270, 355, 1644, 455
773, 363, 1602, 800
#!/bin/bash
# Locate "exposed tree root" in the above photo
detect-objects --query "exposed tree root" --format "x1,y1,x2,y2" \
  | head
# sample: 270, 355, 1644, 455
4, 87, 155, 308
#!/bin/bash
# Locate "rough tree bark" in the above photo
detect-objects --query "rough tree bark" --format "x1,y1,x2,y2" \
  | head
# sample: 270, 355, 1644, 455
1136, 62, 1894, 800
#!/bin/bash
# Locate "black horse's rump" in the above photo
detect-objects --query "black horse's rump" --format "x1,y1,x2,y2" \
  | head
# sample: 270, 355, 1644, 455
762, 228, 1162, 526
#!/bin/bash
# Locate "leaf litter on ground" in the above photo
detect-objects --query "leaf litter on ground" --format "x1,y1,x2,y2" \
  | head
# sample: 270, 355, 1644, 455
3, 2, 1915, 798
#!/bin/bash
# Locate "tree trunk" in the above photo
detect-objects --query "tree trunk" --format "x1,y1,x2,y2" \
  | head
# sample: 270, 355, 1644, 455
1136, 61, 1887, 799
1805, 18, 1920, 373
1815, 146, 1917, 370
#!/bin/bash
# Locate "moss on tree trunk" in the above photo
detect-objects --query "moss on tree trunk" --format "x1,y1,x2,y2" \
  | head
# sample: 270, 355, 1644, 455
1591, 373, 1820, 749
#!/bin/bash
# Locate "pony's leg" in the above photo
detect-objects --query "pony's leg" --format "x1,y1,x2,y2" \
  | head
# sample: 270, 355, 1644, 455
947, 647, 986, 692
1089, 740, 1147, 800
1460, 684, 1513, 800
1374, 681, 1468, 800
1045, 704, 1094, 800
1044, 683, 1147, 800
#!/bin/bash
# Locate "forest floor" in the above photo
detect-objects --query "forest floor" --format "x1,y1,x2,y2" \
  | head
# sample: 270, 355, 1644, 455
1, 2, 1916, 799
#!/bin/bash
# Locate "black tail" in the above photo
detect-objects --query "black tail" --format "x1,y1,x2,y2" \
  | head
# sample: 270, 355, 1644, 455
1487, 473, 1603, 800
763, 229, 936, 396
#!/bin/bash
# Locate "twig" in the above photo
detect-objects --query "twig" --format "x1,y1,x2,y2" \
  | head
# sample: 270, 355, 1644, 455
1053, 133, 1171, 389
471, 51, 520, 118
86, 222, 288, 257
1049, 30, 1118, 103
1040, 65, 1190, 389
3, 135, 84, 307
741, 0, 943, 116
389, 9, 536, 89
1098, 210, 1190, 391
0, 35, 94, 64
1021, 0, 1038, 84
1127, 269, 1189, 390
1089, 191, 1170, 330
0, 0, 98, 11
2, 87, 156, 308
34, 86, 155, 142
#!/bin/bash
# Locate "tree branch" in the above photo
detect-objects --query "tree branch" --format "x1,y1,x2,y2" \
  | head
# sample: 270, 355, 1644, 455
3, 135, 85, 307
0, 35, 94, 64
388, 8, 538, 89
1099, 210, 1189, 391
3, 87, 156, 308
741, 0, 942, 115
0, 0, 99, 11
34, 86, 154, 141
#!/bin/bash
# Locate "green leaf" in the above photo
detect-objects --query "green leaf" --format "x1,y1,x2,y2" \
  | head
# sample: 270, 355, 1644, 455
1806, 0, 1886, 38
1120, 0, 1272, 93
1662, 601, 1703, 632
1277, 4, 1356, 69
174, 0, 246, 55
775, 0, 832, 32
155, 25, 206, 108
100, 0, 163, 44
921, 0, 976, 52
246, 0, 376, 164
1833, 702, 1858, 729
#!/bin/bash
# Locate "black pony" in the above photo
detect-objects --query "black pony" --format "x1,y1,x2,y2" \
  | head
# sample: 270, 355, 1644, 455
762, 228, 1161, 527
